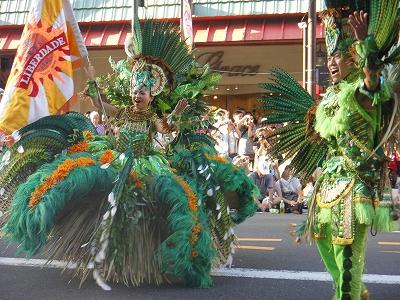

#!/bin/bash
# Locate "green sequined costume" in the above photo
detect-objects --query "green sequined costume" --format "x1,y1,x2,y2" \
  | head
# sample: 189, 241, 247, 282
313, 76, 393, 300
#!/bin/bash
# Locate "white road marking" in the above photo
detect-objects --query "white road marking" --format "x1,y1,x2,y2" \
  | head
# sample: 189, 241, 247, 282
378, 242, 400, 246
237, 238, 282, 242
0, 257, 76, 269
213, 268, 400, 284
0, 257, 399, 284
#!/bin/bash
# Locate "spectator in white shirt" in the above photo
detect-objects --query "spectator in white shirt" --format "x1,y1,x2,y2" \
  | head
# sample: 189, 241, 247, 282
272, 165, 304, 214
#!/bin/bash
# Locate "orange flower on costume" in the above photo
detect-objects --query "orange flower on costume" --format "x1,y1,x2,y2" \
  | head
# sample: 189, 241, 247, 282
191, 249, 198, 257
68, 141, 89, 154
174, 176, 198, 213
134, 180, 144, 188
174, 175, 202, 254
205, 153, 228, 163
192, 223, 201, 235
99, 150, 114, 164
190, 235, 198, 245
82, 130, 94, 141
29, 157, 96, 209
129, 171, 138, 179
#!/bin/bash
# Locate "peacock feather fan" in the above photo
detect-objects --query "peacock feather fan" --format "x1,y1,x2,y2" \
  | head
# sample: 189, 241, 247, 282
259, 68, 327, 180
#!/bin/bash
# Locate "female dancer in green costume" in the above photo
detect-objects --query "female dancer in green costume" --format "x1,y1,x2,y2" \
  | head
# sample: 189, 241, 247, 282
0, 20, 258, 289
260, 1, 400, 299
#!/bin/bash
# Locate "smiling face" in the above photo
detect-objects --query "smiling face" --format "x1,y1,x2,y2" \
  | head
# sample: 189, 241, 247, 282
132, 87, 154, 111
327, 51, 354, 84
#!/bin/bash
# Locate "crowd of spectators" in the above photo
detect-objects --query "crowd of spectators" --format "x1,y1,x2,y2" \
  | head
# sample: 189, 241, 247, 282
211, 107, 319, 214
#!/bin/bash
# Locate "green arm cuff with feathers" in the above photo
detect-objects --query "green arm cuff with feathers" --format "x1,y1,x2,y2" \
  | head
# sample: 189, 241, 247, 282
358, 76, 391, 106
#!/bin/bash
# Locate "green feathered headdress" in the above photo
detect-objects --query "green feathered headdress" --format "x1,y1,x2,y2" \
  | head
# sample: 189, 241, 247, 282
320, 7, 355, 56
125, 18, 196, 96
322, 1, 400, 64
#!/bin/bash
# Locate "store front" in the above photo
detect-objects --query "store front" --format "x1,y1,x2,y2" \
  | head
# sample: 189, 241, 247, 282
0, 14, 325, 114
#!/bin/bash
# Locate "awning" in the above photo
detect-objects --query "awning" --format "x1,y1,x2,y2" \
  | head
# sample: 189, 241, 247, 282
0, 16, 324, 50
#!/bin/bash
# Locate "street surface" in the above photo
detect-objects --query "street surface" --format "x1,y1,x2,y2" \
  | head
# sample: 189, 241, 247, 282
0, 213, 399, 300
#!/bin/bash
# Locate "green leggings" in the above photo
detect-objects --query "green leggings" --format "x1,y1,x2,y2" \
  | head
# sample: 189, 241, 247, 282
316, 224, 368, 300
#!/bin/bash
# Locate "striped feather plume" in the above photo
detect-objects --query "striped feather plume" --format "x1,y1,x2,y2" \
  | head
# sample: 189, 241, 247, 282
125, 18, 195, 75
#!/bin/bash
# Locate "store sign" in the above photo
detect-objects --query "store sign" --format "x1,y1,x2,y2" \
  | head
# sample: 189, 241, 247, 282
197, 51, 260, 77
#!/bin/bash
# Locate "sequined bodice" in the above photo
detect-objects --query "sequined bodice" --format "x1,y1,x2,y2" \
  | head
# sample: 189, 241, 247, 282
115, 107, 157, 155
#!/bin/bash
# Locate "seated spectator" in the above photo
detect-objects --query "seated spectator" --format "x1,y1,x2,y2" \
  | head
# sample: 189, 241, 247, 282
89, 111, 106, 135
232, 155, 252, 174
253, 127, 271, 167
248, 158, 274, 211
269, 165, 303, 214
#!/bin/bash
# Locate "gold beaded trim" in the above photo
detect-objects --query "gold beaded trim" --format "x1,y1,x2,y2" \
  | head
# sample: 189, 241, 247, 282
332, 236, 354, 245
126, 106, 157, 122
317, 178, 355, 208
353, 195, 373, 204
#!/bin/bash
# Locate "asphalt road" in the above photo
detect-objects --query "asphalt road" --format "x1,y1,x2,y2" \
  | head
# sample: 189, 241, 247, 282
0, 213, 399, 300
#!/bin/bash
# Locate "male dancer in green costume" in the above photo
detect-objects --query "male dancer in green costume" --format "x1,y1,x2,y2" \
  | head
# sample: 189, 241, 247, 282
260, 1, 400, 299
313, 7, 397, 300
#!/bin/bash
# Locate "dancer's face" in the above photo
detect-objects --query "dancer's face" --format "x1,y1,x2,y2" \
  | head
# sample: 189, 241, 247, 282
132, 87, 153, 111
327, 51, 354, 84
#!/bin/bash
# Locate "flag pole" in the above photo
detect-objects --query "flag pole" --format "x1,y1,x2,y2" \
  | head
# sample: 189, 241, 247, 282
85, 56, 111, 132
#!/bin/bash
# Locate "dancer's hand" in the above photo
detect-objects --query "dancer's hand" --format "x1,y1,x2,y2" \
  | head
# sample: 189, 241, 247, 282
348, 10, 368, 41
84, 65, 96, 81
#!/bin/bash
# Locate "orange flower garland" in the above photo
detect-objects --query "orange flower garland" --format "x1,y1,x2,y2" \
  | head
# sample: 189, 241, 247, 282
191, 249, 198, 258
175, 176, 197, 213
205, 153, 228, 163
67, 141, 89, 154
29, 157, 96, 209
99, 150, 114, 164
175, 176, 201, 257
190, 223, 201, 244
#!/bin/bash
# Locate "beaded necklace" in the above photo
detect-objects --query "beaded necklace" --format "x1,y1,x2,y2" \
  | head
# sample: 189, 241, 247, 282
126, 106, 157, 122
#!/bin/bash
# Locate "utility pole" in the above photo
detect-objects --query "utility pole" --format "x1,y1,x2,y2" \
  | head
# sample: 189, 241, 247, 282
298, 21, 307, 89
307, 0, 316, 98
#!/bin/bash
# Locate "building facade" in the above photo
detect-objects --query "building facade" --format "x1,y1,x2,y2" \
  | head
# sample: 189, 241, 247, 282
0, 0, 327, 113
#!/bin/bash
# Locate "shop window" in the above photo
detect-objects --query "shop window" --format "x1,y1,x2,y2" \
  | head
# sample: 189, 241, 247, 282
0, 55, 14, 89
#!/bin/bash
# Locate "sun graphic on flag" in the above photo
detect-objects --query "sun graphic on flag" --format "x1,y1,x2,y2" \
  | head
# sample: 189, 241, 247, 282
12, 19, 73, 98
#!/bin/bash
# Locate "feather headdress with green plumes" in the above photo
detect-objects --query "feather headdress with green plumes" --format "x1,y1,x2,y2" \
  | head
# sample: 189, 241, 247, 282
124, 18, 196, 96
322, 1, 400, 63
321, 1, 400, 154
